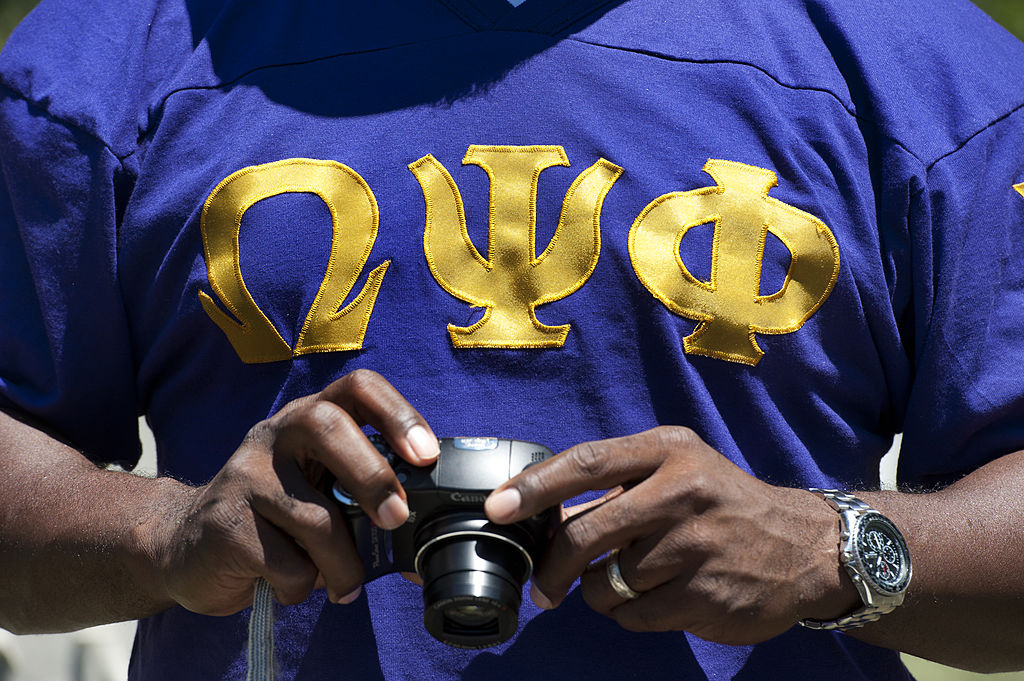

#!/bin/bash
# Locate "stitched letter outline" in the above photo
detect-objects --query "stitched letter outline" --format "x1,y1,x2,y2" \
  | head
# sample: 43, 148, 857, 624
629, 159, 840, 366
199, 158, 390, 363
410, 145, 622, 348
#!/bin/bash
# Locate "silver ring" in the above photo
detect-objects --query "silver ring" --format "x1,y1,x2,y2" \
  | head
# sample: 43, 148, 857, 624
606, 548, 641, 600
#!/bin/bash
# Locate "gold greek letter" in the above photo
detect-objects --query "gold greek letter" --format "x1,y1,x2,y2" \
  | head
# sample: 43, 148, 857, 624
629, 159, 840, 366
199, 159, 389, 363
410, 145, 622, 348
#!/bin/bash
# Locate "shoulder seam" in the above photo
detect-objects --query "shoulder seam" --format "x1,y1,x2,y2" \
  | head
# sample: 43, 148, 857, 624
924, 100, 1024, 172
135, 33, 474, 149
569, 35, 1024, 181
0, 81, 136, 164
563, 36, 924, 164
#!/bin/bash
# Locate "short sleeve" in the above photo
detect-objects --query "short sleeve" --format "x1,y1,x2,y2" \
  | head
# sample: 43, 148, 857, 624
0, 87, 140, 466
898, 106, 1024, 487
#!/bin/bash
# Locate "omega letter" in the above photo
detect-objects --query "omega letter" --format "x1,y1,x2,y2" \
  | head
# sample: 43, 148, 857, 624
199, 158, 390, 363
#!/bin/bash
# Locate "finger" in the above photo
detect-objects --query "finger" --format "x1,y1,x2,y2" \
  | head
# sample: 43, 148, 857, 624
531, 487, 660, 608
251, 514, 320, 607
485, 435, 664, 525
579, 535, 691, 616
400, 571, 423, 586
273, 401, 409, 530
580, 552, 634, 615
561, 486, 625, 522
607, 586, 684, 634
252, 459, 366, 604
318, 369, 440, 465
606, 577, 707, 634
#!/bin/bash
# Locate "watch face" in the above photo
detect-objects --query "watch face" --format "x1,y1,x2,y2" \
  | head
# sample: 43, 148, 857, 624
855, 514, 911, 594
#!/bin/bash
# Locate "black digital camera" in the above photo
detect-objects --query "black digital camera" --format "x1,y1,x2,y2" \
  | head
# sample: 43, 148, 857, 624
332, 436, 557, 649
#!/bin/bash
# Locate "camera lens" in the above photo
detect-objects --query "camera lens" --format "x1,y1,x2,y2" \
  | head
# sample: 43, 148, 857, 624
438, 593, 505, 641
445, 603, 500, 627
415, 514, 537, 649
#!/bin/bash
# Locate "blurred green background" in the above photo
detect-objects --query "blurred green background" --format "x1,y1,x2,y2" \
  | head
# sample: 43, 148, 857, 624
0, 0, 36, 44
1, 0, 1023, 680
3, 0, 1024, 43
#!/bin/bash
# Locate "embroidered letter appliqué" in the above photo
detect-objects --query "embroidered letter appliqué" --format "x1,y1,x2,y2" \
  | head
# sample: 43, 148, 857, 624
199, 158, 390, 363
410, 145, 622, 348
1014, 182, 1024, 199
629, 159, 840, 366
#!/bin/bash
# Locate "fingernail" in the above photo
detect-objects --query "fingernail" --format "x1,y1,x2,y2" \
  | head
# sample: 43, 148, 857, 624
406, 425, 440, 463
336, 586, 362, 605
485, 488, 521, 522
376, 493, 409, 530
530, 583, 554, 610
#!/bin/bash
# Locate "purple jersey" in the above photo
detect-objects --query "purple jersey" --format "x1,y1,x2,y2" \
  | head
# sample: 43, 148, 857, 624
2, 0, 1024, 678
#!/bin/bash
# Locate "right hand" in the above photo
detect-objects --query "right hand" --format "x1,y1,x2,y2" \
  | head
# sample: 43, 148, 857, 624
147, 369, 440, 616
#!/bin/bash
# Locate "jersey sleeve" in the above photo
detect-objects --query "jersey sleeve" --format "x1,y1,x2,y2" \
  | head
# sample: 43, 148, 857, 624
0, 86, 141, 467
898, 106, 1024, 488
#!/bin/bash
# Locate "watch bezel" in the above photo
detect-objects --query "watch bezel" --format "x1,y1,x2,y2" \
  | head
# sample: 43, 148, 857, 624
845, 510, 912, 597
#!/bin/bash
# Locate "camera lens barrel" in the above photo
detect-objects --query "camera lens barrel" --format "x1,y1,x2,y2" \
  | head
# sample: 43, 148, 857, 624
415, 514, 537, 649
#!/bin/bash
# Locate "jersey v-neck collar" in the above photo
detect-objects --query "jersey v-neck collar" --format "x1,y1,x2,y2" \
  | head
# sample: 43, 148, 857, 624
438, 0, 620, 34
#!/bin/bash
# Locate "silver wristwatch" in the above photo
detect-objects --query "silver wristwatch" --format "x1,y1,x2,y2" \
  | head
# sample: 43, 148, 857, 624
800, 489, 912, 631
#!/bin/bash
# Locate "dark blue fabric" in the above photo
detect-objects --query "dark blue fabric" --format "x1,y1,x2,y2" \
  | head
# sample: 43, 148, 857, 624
2, 0, 1023, 678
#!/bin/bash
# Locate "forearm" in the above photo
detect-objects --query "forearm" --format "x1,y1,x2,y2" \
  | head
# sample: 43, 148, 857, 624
0, 372, 438, 632
849, 451, 1024, 672
0, 410, 190, 634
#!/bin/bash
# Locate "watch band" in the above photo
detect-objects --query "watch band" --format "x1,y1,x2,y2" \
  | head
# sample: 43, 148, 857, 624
800, 488, 911, 632
812, 488, 872, 514
800, 597, 895, 631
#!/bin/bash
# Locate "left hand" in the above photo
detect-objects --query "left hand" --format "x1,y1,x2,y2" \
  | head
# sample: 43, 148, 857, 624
484, 426, 859, 645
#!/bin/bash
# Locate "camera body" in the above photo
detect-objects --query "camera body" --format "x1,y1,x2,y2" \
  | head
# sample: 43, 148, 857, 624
332, 436, 557, 649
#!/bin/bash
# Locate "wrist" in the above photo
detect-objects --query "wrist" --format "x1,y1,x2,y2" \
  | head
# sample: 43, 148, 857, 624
795, 488, 862, 622
126, 475, 199, 614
